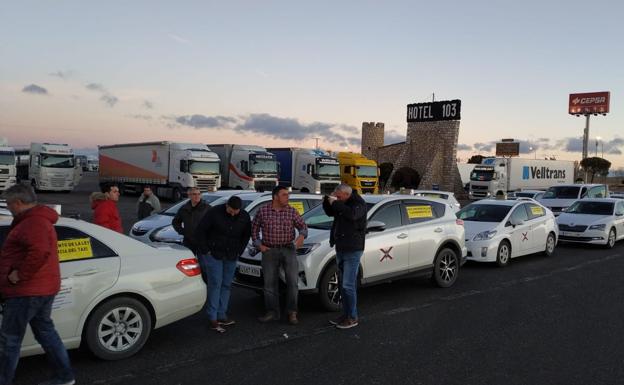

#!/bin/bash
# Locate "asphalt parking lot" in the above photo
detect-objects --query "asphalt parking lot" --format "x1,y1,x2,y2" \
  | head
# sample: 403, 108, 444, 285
13, 174, 624, 385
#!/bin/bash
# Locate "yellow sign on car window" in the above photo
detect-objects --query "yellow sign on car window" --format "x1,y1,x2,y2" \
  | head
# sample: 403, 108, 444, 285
406, 205, 433, 219
531, 206, 544, 216
289, 201, 305, 215
58, 238, 94, 262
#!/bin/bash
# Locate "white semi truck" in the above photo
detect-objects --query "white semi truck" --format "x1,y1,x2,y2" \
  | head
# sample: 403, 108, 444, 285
0, 139, 17, 191
269, 147, 341, 194
99, 141, 221, 201
469, 157, 575, 199
29, 143, 81, 192
209, 144, 278, 191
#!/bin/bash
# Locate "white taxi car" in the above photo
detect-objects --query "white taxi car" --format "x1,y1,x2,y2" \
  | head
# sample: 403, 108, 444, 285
0, 217, 206, 360
235, 195, 466, 311
458, 199, 558, 267
556, 198, 624, 248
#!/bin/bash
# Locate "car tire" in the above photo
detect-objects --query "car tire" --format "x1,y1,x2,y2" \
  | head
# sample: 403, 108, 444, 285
318, 263, 341, 312
543, 232, 556, 256
432, 247, 459, 288
85, 297, 152, 360
496, 240, 511, 267
605, 228, 616, 249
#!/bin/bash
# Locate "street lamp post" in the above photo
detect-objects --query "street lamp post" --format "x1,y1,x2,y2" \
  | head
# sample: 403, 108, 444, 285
595, 136, 601, 157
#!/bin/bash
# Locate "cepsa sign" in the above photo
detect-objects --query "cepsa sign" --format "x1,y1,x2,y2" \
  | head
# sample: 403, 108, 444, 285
569, 91, 610, 115
407, 100, 461, 122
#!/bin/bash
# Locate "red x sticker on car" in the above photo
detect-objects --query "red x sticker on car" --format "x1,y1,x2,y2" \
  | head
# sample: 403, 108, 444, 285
380, 247, 393, 262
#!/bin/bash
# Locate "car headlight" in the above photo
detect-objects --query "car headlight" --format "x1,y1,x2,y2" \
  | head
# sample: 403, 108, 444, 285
297, 243, 320, 256
473, 230, 497, 241
589, 224, 606, 231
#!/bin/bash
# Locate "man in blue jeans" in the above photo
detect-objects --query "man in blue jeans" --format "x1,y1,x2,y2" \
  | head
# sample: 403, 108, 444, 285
0, 185, 75, 385
322, 184, 367, 329
194, 196, 251, 333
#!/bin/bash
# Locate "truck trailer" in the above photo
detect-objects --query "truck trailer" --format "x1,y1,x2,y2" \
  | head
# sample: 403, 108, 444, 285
337, 152, 379, 194
99, 141, 220, 201
268, 148, 341, 194
208, 144, 278, 191
469, 157, 575, 199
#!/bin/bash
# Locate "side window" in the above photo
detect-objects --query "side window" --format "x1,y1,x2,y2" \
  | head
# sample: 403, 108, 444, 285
509, 205, 529, 224
403, 200, 445, 224
56, 226, 117, 262
617, 202, 624, 215
306, 199, 322, 210
527, 204, 546, 220
580, 187, 588, 198
247, 201, 269, 219
370, 203, 403, 230
0, 226, 9, 248
288, 200, 306, 216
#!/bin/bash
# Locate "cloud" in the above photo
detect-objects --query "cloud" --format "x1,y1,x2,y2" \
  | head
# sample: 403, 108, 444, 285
473, 142, 495, 152
49, 70, 74, 80
555, 137, 584, 153
128, 114, 153, 121
85, 83, 119, 107
143, 100, 154, 109
457, 143, 473, 151
22, 84, 48, 95
85, 83, 106, 92
384, 130, 405, 145
168, 33, 192, 46
174, 114, 237, 129
100, 94, 118, 107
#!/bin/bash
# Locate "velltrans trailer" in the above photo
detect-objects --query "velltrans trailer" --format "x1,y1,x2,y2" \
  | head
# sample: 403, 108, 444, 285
469, 157, 574, 199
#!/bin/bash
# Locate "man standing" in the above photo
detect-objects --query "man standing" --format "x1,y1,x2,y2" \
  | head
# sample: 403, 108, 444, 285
0, 185, 75, 385
91, 182, 122, 233
322, 183, 367, 329
252, 186, 307, 325
172, 187, 209, 255
194, 196, 251, 333
136, 185, 161, 220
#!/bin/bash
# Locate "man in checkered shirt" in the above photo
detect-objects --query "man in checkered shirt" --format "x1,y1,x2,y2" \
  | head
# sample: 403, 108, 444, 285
252, 186, 307, 325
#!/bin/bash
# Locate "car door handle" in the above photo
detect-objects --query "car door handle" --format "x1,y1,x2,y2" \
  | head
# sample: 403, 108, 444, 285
434, 227, 443, 233
73, 268, 99, 276
397, 233, 408, 239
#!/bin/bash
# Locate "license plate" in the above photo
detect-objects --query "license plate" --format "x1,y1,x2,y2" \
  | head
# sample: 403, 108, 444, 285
239, 265, 261, 277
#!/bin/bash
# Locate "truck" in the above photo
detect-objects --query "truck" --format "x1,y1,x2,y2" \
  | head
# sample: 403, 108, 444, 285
99, 141, 221, 201
268, 148, 341, 194
208, 144, 278, 191
337, 152, 379, 194
0, 139, 17, 191
468, 157, 575, 200
29, 143, 81, 192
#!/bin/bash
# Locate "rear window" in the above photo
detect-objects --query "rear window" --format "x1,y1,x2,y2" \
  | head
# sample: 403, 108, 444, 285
543, 186, 580, 199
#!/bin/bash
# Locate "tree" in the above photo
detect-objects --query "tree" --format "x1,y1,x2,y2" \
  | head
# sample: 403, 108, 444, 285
580, 157, 611, 183
391, 167, 420, 190
379, 162, 394, 187
468, 155, 485, 164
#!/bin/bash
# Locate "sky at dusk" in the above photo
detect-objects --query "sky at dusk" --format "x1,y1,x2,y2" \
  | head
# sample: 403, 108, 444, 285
1, 1, 623, 168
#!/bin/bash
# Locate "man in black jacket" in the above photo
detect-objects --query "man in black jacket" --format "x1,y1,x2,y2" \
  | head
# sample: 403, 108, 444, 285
322, 183, 367, 329
194, 196, 251, 333
172, 187, 209, 255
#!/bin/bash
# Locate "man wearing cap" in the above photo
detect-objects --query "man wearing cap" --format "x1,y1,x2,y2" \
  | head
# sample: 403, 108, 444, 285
194, 196, 251, 333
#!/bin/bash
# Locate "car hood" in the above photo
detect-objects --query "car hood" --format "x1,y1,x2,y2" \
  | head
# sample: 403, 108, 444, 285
132, 214, 172, 231
151, 225, 182, 243
538, 198, 576, 208
557, 213, 611, 227
304, 227, 330, 243
463, 221, 500, 240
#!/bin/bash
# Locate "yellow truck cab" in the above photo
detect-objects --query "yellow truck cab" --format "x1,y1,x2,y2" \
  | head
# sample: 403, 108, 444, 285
337, 152, 379, 194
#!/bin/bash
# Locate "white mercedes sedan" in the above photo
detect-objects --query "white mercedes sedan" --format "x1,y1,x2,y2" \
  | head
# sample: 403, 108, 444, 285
556, 198, 624, 248
0, 217, 206, 360
458, 199, 558, 267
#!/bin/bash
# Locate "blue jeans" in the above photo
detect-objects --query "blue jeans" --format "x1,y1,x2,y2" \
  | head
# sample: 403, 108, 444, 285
200, 254, 237, 321
336, 250, 363, 320
0, 296, 74, 385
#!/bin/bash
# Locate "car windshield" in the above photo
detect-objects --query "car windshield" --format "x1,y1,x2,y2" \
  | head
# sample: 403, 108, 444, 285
543, 186, 580, 199
470, 169, 495, 181
456, 204, 512, 222
303, 202, 376, 229
565, 201, 614, 215
189, 161, 220, 175
356, 166, 377, 177
41, 154, 74, 168
161, 194, 227, 216
515, 192, 536, 198
0, 152, 16, 165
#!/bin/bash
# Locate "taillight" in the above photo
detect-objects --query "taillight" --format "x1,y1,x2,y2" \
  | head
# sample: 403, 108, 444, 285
176, 258, 202, 277
456, 219, 464, 226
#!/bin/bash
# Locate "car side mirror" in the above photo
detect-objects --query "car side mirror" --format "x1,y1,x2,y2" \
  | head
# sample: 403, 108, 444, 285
510, 218, 524, 227
366, 220, 386, 233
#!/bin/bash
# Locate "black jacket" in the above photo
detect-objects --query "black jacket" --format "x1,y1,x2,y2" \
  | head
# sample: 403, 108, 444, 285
172, 200, 209, 253
194, 204, 252, 260
322, 192, 367, 252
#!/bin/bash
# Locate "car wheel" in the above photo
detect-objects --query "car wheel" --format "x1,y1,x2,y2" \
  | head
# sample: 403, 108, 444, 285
85, 297, 152, 360
432, 247, 459, 288
605, 228, 616, 249
318, 263, 341, 312
496, 240, 511, 267
543, 232, 556, 256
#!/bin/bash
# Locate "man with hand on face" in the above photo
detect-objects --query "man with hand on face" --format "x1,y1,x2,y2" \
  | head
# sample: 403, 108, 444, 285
172, 187, 209, 256
252, 186, 307, 325
322, 183, 367, 329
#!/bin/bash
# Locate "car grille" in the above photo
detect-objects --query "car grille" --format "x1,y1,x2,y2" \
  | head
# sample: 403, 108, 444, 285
234, 271, 264, 288
240, 255, 261, 266
558, 224, 588, 232
471, 185, 489, 190
362, 188, 376, 194
0, 169, 8, 175
320, 182, 339, 195
131, 228, 148, 236
471, 191, 488, 198
559, 235, 594, 242
255, 180, 276, 192
195, 178, 217, 192
51, 177, 66, 188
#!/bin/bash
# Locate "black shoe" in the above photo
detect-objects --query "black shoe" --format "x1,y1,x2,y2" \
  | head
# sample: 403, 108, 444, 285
257, 312, 279, 323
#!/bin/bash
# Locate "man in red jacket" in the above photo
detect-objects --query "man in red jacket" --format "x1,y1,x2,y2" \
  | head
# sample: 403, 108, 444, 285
91, 182, 122, 233
0, 185, 75, 385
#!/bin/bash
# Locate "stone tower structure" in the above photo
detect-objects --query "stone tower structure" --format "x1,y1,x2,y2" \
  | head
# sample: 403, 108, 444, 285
361, 122, 385, 161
